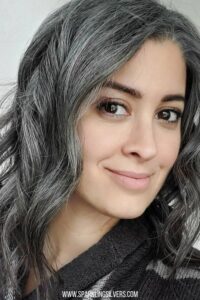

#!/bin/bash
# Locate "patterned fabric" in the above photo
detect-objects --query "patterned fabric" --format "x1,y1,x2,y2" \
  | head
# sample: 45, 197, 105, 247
21, 215, 200, 300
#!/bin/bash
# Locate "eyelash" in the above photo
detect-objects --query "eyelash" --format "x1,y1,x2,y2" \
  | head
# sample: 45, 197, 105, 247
96, 98, 183, 124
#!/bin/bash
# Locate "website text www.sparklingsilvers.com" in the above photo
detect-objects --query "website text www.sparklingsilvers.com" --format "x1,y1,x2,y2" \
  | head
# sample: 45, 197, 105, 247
61, 290, 139, 298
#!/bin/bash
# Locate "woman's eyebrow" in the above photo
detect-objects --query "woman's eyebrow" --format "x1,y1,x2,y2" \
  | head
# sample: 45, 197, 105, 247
103, 80, 185, 103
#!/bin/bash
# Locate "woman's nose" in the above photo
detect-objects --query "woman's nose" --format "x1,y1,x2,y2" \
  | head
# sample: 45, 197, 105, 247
121, 119, 158, 161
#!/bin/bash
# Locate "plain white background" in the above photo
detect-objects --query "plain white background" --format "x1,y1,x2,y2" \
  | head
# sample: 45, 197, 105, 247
0, 1, 200, 249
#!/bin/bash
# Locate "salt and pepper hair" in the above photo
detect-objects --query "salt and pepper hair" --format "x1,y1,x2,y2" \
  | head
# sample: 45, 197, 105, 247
0, 0, 200, 298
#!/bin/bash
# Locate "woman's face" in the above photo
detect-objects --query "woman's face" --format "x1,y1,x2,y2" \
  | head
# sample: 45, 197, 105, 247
73, 39, 186, 219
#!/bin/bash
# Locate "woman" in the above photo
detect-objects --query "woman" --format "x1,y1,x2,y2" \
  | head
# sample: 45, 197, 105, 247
0, 0, 200, 299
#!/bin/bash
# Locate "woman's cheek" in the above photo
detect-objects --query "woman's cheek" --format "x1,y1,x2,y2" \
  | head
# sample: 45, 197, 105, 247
79, 121, 122, 158
158, 134, 181, 169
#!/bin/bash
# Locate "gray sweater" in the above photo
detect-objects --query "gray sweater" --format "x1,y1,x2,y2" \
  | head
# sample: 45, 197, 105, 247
21, 215, 200, 300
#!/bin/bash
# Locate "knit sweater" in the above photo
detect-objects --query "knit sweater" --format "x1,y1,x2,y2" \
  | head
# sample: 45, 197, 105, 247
19, 215, 200, 300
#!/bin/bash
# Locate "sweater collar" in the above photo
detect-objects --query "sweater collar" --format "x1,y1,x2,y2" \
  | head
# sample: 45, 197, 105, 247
55, 214, 151, 291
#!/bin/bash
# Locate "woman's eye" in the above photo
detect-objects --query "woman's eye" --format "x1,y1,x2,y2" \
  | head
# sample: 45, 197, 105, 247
156, 109, 182, 123
96, 99, 128, 117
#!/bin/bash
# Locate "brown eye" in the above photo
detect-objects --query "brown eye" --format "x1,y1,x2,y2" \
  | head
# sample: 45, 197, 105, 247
156, 109, 182, 123
96, 99, 128, 117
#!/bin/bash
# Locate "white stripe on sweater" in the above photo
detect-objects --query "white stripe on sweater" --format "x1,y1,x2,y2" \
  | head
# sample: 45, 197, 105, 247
146, 259, 200, 280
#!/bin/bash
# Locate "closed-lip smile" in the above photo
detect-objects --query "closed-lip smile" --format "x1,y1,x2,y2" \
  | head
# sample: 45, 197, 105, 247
106, 168, 151, 179
105, 168, 152, 190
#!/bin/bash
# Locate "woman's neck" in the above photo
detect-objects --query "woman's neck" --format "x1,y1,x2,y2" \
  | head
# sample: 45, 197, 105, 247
23, 194, 119, 297
43, 193, 119, 270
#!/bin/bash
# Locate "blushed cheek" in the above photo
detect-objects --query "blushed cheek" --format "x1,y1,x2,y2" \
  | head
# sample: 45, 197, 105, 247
78, 115, 126, 158
79, 123, 117, 162
159, 136, 181, 170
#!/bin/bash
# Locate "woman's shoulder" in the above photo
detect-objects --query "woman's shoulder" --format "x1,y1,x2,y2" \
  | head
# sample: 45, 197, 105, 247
146, 257, 200, 280
145, 255, 200, 299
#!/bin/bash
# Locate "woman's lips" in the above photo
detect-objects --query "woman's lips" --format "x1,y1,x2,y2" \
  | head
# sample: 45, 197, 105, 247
105, 168, 151, 190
